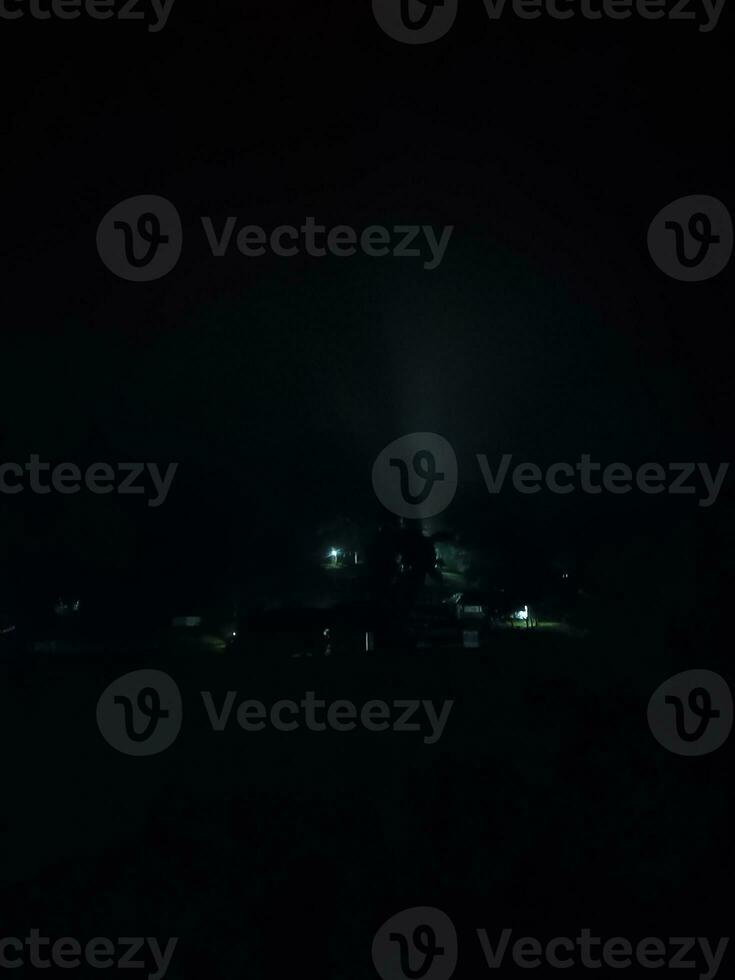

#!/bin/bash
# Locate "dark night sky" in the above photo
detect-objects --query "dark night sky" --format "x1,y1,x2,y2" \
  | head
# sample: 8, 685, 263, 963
1, 2, 733, 595
3, 11, 734, 964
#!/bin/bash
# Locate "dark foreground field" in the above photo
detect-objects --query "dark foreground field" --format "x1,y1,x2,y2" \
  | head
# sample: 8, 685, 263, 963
1, 630, 731, 978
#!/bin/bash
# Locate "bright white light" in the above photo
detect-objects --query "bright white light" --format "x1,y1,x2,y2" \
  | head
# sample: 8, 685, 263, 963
231, 631, 237, 638
329, 548, 340, 559
514, 605, 529, 621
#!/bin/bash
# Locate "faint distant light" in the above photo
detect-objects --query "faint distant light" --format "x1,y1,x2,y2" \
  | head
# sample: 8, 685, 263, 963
172, 616, 202, 628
